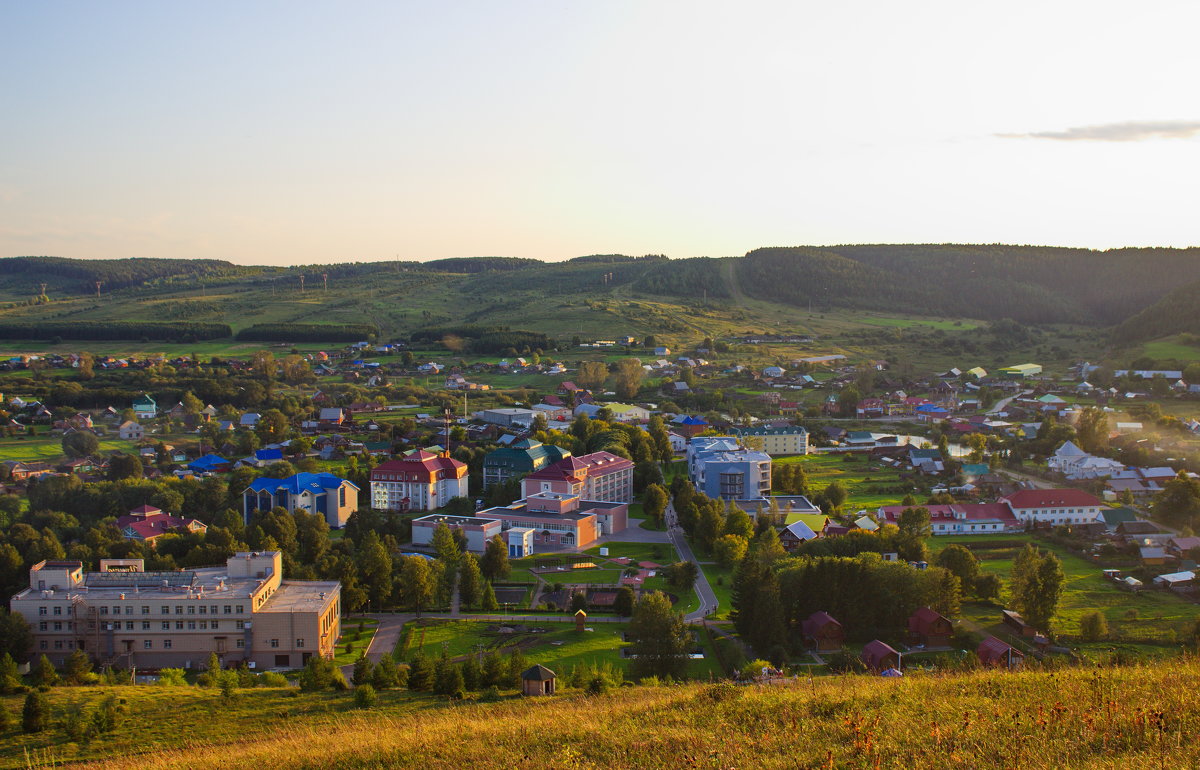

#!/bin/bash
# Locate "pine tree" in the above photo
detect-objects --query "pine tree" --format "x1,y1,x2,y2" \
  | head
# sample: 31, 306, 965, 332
459, 553, 483, 609
358, 530, 394, 611
63, 649, 92, 685
352, 656, 375, 686
408, 653, 434, 691
480, 535, 511, 582
481, 581, 499, 611
22, 691, 46, 733
627, 591, 690, 680
31, 654, 60, 687
371, 657, 399, 689
431, 523, 461, 565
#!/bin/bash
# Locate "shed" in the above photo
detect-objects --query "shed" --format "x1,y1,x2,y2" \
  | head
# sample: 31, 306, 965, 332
977, 636, 1024, 669
1001, 609, 1038, 637
861, 640, 901, 671
520, 664, 557, 696
801, 611, 844, 652
907, 607, 953, 648
1152, 570, 1195, 587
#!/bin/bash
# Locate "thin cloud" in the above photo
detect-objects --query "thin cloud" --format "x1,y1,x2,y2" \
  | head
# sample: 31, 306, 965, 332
998, 120, 1200, 142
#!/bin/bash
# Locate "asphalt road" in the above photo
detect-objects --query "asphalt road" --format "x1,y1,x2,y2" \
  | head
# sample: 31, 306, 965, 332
665, 501, 719, 622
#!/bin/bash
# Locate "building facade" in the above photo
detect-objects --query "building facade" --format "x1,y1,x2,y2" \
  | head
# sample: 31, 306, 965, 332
370, 450, 469, 512
520, 452, 634, 504
482, 439, 571, 488
411, 514, 502, 552
687, 437, 771, 501
474, 492, 627, 550
730, 425, 809, 455
1000, 488, 1104, 526
243, 472, 359, 528
11, 552, 340, 670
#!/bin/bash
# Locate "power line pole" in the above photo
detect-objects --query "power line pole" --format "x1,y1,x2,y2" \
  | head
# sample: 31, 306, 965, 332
299, 275, 305, 294
94, 281, 103, 299
322, 273, 328, 292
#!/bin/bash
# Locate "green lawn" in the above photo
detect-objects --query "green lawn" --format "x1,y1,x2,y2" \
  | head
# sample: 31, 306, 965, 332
582, 541, 675, 563
332, 617, 380, 665
930, 533, 1200, 643
775, 453, 912, 510
0, 435, 139, 462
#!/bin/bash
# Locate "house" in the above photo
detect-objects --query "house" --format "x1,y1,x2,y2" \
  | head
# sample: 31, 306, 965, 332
477, 492, 628, 547
118, 421, 145, 441
1001, 609, 1038, 637
188, 454, 231, 474
1139, 546, 1171, 566
670, 414, 709, 438
116, 505, 207, 545
482, 439, 571, 488
908, 448, 944, 474
908, 607, 953, 647
779, 519, 819, 550
411, 514, 503, 553
521, 451, 634, 504
1117, 520, 1167, 544
239, 413, 261, 428
1000, 488, 1104, 527
877, 503, 1019, 536
801, 612, 844, 652
243, 472, 359, 529
370, 451, 470, 512
856, 398, 886, 418
318, 407, 345, 425
475, 408, 537, 428
1100, 506, 1139, 532
861, 640, 901, 671
132, 394, 157, 420
1168, 536, 1200, 557
977, 636, 1024, 668
730, 425, 809, 456
998, 363, 1042, 379
521, 664, 557, 696
762, 365, 785, 379
1047, 441, 1124, 480
654, 346, 671, 356
1153, 570, 1195, 588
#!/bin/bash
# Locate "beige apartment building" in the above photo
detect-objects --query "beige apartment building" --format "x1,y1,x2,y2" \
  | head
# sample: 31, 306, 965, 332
10, 552, 340, 670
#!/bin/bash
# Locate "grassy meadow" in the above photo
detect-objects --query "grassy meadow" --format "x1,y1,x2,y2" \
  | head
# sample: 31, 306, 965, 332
775, 452, 914, 511
9, 661, 1200, 768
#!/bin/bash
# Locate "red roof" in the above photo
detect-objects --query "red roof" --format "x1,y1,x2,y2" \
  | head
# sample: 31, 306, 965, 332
372, 451, 466, 479
117, 513, 204, 540
877, 503, 1017, 525
524, 451, 633, 483
977, 635, 1022, 665
1001, 488, 1103, 509
861, 640, 900, 668
908, 607, 950, 635
801, 611, 841, 636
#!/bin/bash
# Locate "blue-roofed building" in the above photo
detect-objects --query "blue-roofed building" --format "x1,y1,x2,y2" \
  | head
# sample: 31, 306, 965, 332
188, 454, 231, 474
243, 472, 359, 529
255, 448, 284, 462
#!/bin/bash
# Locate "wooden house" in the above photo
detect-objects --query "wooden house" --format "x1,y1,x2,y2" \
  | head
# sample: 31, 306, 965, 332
521, 664, 557, 696
977, 636, 1024, 669
907, 607, 953, 648
1001, 609, 1038, 637
860, 640, 901, 671
801, 611, 844, 652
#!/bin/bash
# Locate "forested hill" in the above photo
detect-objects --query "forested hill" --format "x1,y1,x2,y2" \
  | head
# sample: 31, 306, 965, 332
1111, 277, 1200, 343
3, 245, 1198, 332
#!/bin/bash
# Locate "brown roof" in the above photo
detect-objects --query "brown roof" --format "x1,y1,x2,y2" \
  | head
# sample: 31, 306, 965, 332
908, 607, 950, 636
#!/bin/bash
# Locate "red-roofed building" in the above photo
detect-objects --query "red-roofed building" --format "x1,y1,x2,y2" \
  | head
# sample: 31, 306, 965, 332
370, 450, 469, 512
116, 505, 207, 545
856, 398, 886, 418
1000, 488, 1104, 526
861, 640, 901, 671
977, 636, 1024, 669
801, 611, 844, 652
908, 607, 953, 647
876, 503, 1019, 535
521, 451, 634, 503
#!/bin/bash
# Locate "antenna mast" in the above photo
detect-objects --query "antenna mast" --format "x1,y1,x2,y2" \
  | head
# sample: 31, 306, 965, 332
95, 281, 103, 298
322, 273, 328, 292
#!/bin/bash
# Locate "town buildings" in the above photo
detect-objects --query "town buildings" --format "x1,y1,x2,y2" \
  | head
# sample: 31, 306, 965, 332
11, 552, 340, 670
482, 439, 571, 488
370, 450, 469, 512
242, 472, 359, 528
521, 452, 634, 504
687, 437, 771, 501
729, 424, 809, 455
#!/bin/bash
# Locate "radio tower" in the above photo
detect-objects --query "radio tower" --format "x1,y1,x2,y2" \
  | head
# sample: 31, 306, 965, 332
322, 273, 328, 292
94, 281, 103, 298
299, 275, 305, 293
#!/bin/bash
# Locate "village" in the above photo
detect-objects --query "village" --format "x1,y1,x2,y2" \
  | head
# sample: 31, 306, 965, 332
1, 328, 1200, 708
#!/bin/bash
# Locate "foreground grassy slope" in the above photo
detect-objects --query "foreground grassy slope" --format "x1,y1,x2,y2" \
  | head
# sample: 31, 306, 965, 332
11, 661, 1200, 769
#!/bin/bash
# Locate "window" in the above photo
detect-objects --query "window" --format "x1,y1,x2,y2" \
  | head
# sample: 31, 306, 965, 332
142, 621, 150, 630
236, 620, 244, 630
198, 606, 206, 615
53, 621, 62, 631
188, 621, 196, 630
54, 606, 63, 616
39, 641, 47, 650
162, 621, 170, 630
125, 621, 134, 630
270, 639, 279, 648
142, 606, 150, 615
210, 605, 218, 615
187, 605, 195, 615
199, 621, 207, 630
224, 605, 232, 614
235, 605, 244, 614
39, 622, 47, 631
161, 606, 170, 615
144, 640, 152, 649
54, 641, 63, 650
112, 606, 121, 615
38, 607, 47, 616
175, 621, 184, 630
175, 606, 183, 615
236, 639, 244, 649
295, 638, 305, 648
163, 640, 172, 649
211, 621, 219, 630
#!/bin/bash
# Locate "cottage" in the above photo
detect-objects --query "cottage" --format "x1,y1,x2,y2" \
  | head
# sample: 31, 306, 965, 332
1001, 609, 1038, 637
908, 607, 953, 648
521, 664, 557, 696
977, 636, 1024, 668
801, 611, 844, 652
860, 640, 901, 671
118, 420, 144, 440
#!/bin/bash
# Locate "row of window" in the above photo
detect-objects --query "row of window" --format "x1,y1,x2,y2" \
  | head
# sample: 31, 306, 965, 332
39, 638, 246, 651
40, 619, 244, 632
270, 639, 305, 648
39, 604, 246, 617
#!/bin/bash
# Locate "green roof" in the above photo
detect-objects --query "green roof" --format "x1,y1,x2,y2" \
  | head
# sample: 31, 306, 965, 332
783, 513, 828, 530
1102, 507, 1139, 525
961, 463, 990, 476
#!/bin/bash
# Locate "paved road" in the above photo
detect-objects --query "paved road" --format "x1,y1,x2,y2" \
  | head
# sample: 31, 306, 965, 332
987, 389, 1032, 416
665, 502, 719, 622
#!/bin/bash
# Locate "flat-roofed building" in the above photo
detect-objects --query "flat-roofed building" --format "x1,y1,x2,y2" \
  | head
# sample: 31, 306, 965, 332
411, 514, 503, 553
10, 552, 340, 671
521, 451, 634, 504
730, 425, 809, 455
476, 492, 628, 550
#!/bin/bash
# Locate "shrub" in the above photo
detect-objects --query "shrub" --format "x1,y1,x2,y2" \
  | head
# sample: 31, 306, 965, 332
478, 685, 502, 702
354, 683, 378, 709
158, 668, 187, 686
586, 676, 609, 696
258, 672, 288, 687
1079, 611, 1110, 642
22, 691, 47, 733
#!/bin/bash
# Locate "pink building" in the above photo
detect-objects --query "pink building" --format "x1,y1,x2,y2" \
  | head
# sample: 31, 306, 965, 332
521, 451, 634, 503
477, 492, 628, 549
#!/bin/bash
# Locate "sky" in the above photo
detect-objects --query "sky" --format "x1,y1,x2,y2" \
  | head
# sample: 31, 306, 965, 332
2, 1, 1199, 265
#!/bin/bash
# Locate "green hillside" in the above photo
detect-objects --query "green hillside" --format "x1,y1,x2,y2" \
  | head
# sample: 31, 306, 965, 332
1112, 278, 1200, 343
6, 662, 1200, 768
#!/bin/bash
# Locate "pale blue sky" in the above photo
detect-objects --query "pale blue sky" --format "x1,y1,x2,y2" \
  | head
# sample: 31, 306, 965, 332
2, 1, 1198, 264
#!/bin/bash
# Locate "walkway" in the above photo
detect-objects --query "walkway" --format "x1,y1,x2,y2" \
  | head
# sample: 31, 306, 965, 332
987, 389, 1032, 416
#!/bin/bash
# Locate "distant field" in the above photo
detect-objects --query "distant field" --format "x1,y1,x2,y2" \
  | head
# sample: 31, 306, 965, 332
774, 453, 912, 511
1141, 335, 1200, 363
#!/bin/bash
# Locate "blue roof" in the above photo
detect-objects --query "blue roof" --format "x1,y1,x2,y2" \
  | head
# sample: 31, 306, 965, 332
255, 448, 284, 461
246, 472, 358, 495
189, 454, 229, 470
677, 416, 708, 425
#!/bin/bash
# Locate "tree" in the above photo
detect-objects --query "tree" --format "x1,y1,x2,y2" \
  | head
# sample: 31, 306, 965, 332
358, 530, 393, 610
1010, 544, 1065, 632
408, 653, 434, 691
973, 573, 1002, 602
372, 657, 401, 689
62, 431, 99, 458
647, 416, 672, 463
0, 653, 22, 694
1074, 407, 1109, 454
642, 484, 668, 528
612, 586, 636, 616
723, 505, 754, 540
664, 561, 699, 590
0, 610, 33, 663
298, 655, 345, 691
615, 358, 644, 400
1154, 472, 1200, 529
627, 591, 691, 681
933, 544, 979, 589
1079, 611, 1109, 642
431, 523, 460, 565
480, 535, 511, 582
32, 654, 60, 687
354, 683, 378, 708
22, 691, 47, 733
576, 361, 608, 390
837, 385, 861, 418
352, 656, 376, 686
480, 581, 499, 611
713, 534, 749, 568
400, 555, 436, 616
459, 553, 483, 609
63, 649, 92, 685
107, 453, 144, 480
